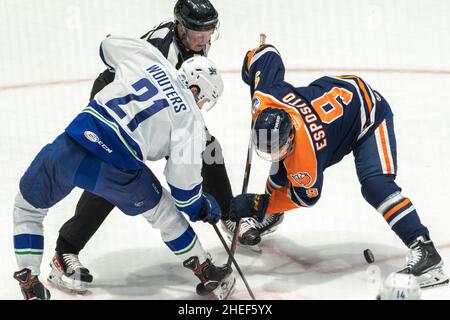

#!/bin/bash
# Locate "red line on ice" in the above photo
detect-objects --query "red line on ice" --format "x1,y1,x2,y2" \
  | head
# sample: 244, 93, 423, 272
1, 67, 450, 92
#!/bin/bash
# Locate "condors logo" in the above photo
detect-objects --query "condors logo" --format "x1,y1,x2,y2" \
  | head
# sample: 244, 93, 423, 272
291, 172, 312, 187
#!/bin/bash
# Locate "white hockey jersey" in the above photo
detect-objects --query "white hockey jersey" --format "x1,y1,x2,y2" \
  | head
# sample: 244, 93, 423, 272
65, 36, 206, 213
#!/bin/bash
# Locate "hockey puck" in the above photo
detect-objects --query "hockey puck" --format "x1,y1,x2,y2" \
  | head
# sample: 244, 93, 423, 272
364, 249, 375, 264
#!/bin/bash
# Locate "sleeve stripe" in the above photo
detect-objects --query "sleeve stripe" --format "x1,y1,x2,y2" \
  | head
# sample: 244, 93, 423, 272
249, 46, 280, 70
168, 183, 202, 207
82, 105, 140, 159
339, 75, 374, 113
331, 76, 377, 140
175, 193, 202, 207
289, 187, 310, 207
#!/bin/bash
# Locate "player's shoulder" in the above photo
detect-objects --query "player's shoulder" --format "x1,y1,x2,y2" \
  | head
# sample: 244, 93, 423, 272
141, 20, 175, 41
309, 74, 372, 92
100, 36, 154, 72
308, 75, 346, 87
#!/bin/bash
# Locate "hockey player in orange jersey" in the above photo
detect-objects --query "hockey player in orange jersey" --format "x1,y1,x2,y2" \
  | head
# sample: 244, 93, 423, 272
228, 43, 448, 289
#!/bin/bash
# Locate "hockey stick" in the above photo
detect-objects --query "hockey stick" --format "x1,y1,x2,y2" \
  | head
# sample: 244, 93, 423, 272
212, 224, 256, 300
227, 33, 267, 267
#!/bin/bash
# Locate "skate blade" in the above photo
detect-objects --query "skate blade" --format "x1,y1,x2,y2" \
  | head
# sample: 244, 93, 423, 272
47, 270, 89, 294
47, 277, 89, 294
416, 265, 449, 289
224, 233, 262, 254
420, 279, 449, 289
240, 243, 262, 254
260, 227, 279, 237
418, 276, 449, 289
213, 274, 236, 300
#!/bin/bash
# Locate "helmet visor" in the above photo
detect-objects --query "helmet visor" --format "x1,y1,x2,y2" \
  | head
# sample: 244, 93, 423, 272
252, 129, 293, 162
185, 21, 220, 44
254, 140, 292, 162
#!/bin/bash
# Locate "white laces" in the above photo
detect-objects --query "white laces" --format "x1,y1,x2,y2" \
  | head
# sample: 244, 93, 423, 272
62, 253, 85, 271
224, 219, 256, 235
224, 220, 236, 232
406, 246, 424, 269
254, 215, 279, 229
239, 219, 257, 235
225, 215, 280, 234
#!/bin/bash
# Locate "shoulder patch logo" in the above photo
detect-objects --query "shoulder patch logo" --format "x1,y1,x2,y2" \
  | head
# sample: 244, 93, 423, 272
291, 172, 312, 187
84, 131, 99, 143
83, 130, 113, 154
252, 97, 262, 115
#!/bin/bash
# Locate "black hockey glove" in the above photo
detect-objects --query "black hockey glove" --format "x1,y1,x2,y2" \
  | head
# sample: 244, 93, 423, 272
89, 69, 115, 100
199, 193, 221, 224
229, 194, 269, 222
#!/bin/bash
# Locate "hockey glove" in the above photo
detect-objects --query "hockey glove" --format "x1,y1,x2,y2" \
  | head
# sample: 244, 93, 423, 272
199, 193, 221, 224
229, 194, 269, 222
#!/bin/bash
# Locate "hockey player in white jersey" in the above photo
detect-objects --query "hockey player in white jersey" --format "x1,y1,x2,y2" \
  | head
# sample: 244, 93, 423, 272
52, 0, 236, 293
12, 36, 235, 300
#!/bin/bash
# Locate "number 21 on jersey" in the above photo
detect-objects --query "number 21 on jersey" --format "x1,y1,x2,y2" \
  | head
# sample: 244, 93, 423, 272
105, 78, 169, 132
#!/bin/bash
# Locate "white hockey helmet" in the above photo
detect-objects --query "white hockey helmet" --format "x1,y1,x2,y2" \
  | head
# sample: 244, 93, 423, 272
377, 272, 421, 300
179, 56, 223, 111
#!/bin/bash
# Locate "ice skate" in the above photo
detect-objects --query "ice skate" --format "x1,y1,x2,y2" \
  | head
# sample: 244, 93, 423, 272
398, 235, 449, 288
47, 252, 93, 294
221, 213, 284, 252
14, 268, 51, 300
183, 256, 235, 300
221, 219, 262, 253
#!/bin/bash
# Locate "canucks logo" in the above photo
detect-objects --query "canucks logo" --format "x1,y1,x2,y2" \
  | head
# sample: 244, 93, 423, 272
209, 67, 217, 76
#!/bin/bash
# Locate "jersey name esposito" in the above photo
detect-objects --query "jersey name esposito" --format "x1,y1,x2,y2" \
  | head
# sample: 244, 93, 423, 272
282, 93, 327, 151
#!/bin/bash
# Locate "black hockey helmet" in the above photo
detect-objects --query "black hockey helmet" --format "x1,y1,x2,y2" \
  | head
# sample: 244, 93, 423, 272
174, 0, 219, 31
252, 108, 294, 162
